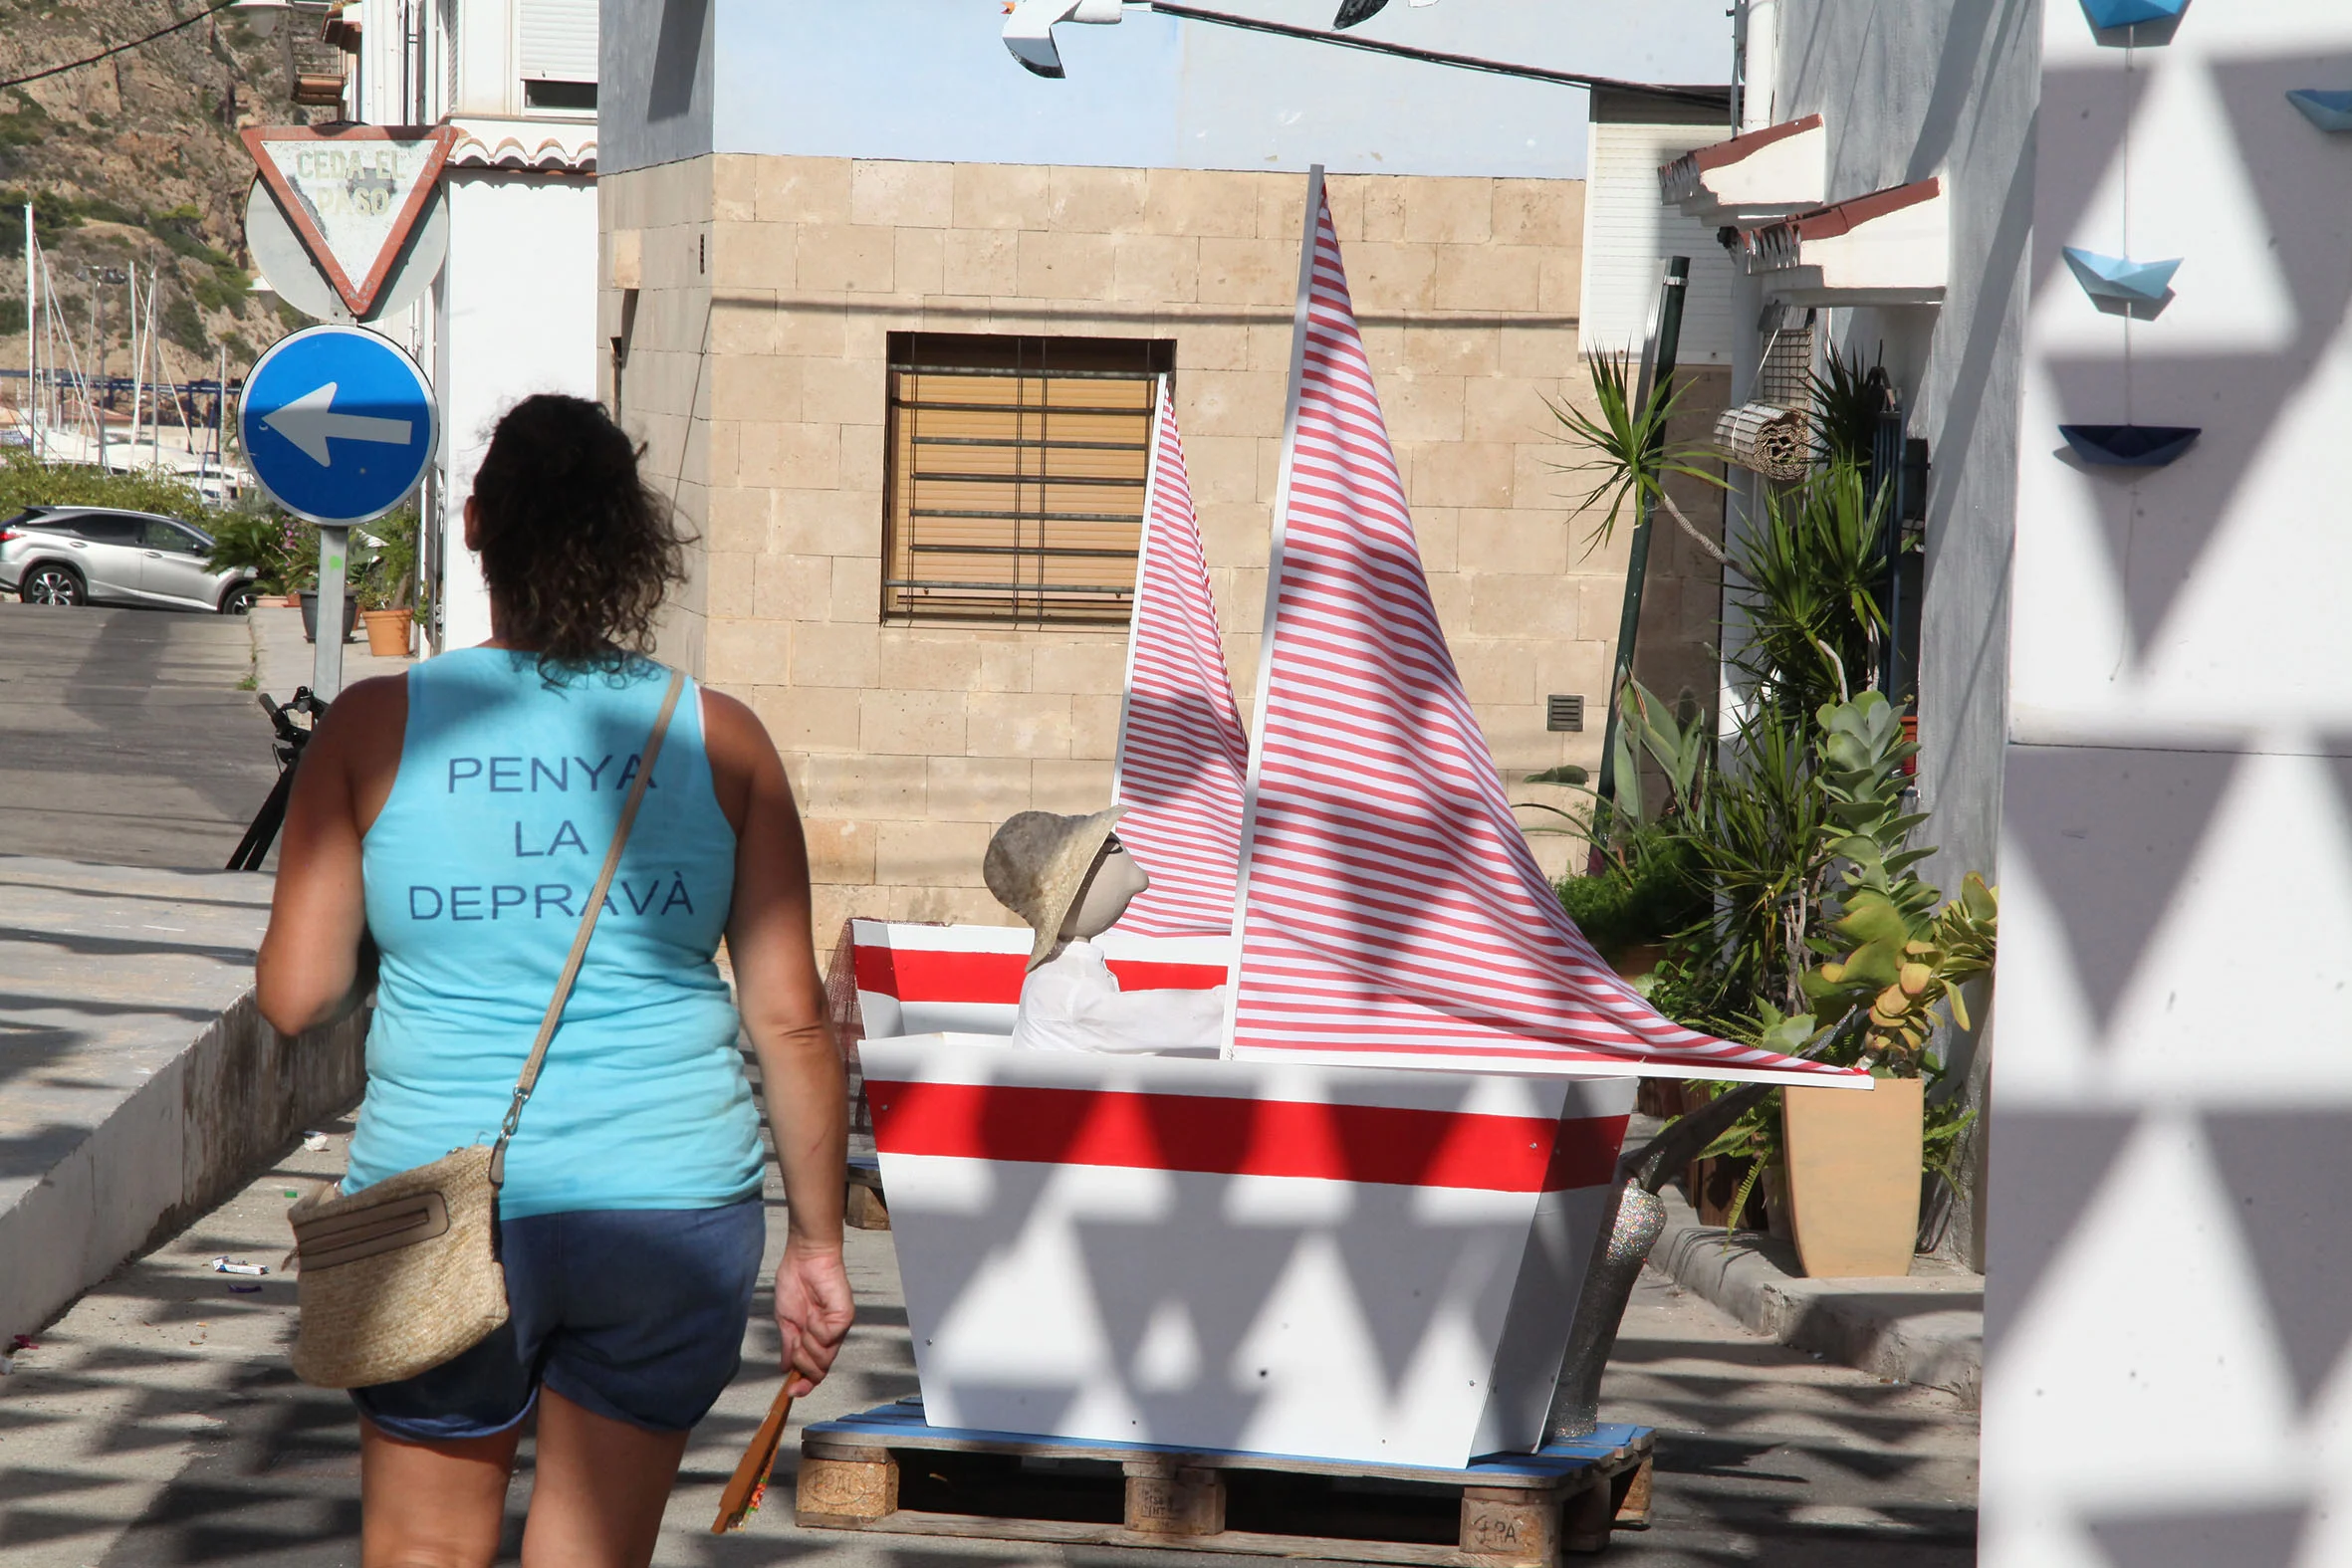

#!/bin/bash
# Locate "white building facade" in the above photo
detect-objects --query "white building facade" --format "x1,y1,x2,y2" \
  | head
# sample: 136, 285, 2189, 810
1677, 1, 2352, 1562
347, 0, 600, 650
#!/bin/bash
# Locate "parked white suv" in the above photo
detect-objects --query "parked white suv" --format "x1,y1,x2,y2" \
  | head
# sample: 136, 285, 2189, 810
0, 506, 260, 614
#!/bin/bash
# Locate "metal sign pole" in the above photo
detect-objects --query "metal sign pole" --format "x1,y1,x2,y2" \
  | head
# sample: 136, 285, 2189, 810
314, 526, 350, 699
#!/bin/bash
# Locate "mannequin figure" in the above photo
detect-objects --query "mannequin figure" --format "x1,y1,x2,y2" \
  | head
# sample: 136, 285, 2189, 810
982, 807, 1229, 1054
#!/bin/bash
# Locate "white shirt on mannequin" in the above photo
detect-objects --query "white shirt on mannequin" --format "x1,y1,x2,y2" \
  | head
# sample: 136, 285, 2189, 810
1010, 939, 1229, 1054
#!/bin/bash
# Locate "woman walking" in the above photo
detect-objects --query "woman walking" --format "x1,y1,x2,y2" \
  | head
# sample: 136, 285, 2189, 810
258, 393, 853, 1567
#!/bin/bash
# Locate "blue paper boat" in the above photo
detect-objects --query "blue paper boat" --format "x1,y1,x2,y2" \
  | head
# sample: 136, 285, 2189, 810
2062, 248, 2181, 306
2059, 424, 2201, 468
2286, 91, 2352, 133
2079, 0, 2186, 27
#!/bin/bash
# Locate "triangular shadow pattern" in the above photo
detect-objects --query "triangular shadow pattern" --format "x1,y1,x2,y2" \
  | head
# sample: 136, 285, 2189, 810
2042, 49, 2352, 664
2089, 1506, 2306, 1568
2314, 753, 2352, 849
1071, 1200, 1304, 1451
2045, 352, 2281, 660
2002, 746, 2236, 1032
1982, 1108, 2137, 1354
2030, 67, 2136, 297
2203, 1111, 2352, 1408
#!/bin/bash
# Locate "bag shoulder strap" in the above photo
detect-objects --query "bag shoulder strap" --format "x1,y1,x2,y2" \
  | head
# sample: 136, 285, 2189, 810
487, 666, 687, 1187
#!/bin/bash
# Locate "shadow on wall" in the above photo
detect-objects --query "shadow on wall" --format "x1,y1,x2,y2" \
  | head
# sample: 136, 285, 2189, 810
2039, 50, 2352, 663
648, 0, 710, 123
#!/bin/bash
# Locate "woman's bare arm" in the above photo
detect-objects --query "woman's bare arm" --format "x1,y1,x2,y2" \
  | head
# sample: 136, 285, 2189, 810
256, 677, 404, 1036
706, 689, 854, 1395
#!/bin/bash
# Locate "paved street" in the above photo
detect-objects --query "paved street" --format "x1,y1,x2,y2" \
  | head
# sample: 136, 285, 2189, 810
0, 1117, 1977, 1567
0, 605, 276, 870
0, 602, 411, 871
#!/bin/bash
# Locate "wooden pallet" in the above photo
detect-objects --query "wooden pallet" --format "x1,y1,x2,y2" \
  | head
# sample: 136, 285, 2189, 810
843, 1153, 889, 1231
795, 1400, 1652, 1565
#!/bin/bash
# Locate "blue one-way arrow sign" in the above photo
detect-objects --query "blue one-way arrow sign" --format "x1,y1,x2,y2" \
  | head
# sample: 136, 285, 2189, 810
241, 326, 436, 526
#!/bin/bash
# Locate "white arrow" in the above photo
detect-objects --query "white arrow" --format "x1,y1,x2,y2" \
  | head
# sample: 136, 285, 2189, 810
262, 381, 412, 467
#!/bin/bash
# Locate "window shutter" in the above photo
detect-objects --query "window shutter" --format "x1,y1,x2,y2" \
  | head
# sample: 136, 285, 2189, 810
520, 0, 596, 82
1578, 120, 1741, 365
884, 340, 1164, 625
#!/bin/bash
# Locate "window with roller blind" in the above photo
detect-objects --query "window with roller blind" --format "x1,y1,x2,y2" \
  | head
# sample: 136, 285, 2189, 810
519, 0, 596, 112
882, 334, 1174, 626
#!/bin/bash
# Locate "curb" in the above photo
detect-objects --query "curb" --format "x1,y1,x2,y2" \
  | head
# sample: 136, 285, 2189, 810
1649, 1185, 1985, 1407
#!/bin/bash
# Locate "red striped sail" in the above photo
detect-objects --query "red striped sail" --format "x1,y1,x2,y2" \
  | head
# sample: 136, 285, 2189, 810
1228, 180, 1861, 1086
1111, 388, 1251, 936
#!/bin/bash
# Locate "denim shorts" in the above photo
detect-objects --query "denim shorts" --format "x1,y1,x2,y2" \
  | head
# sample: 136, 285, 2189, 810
352, 1199, 766, 1441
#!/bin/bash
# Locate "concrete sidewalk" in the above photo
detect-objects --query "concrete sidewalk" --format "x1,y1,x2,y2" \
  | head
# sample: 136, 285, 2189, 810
249, 600, 413, 707
1648, 1185, 1985, 1408
0, 855, 365, 1351
1, 1121, 1977, 1566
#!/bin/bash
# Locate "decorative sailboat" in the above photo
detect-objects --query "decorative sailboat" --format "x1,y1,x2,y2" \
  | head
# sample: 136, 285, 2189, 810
855, 169, 1864, 1468
1107, 384, 1253, 937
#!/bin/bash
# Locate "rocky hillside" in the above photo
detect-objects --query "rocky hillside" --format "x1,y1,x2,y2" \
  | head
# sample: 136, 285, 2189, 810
0, 0, 333, 392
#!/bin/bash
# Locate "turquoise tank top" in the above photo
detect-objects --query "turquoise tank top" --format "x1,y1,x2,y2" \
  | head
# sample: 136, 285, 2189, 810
347, 649, 763, 1220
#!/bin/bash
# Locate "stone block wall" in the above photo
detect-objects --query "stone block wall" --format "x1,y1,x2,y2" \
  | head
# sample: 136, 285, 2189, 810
602, 154, 1725, 941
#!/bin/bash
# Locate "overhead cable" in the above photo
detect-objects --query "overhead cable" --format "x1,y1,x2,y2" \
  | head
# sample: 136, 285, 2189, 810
0, 0, 247, 94
1145, 2, 1730, 106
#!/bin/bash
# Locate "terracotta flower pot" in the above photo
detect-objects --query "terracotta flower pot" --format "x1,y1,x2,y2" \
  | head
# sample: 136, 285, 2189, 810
1780, 1075, 1923, 1277
361, 607, 413, 657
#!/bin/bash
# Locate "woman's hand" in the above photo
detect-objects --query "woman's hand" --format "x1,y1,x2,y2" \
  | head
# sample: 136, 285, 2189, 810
774, 1238, 855, 1397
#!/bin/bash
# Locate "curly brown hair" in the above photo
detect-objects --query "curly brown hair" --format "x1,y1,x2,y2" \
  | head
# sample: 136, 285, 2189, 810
471, 394, 687, 676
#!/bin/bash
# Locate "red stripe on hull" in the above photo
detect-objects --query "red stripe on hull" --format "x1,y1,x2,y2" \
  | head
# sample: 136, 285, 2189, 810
854, 945, 1226, 1004
867, 1078, 1626, 1193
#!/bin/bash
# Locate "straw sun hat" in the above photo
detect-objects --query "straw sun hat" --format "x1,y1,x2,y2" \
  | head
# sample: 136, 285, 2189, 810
984, 805, 1128, 969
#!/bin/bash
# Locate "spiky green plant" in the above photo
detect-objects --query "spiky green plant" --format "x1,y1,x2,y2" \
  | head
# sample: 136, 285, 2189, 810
1549, 348, 1729, 564
1808, 342, 1885, 468
1728, 463, 1891, 720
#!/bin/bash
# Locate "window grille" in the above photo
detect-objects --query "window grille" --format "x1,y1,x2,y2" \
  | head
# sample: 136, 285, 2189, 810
882, 334, 1173, 625
1755, 304, 1817, 409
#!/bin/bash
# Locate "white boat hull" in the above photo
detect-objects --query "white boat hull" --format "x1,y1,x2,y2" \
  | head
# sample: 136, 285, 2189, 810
862, 1033, 1635, 1468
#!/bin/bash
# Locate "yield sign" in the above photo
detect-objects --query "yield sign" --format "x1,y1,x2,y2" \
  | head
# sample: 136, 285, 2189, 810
240, 124, 456, 317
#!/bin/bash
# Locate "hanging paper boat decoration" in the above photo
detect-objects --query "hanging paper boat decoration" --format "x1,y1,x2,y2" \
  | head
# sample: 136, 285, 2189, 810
1108, 385, 1252, 936
2061, 247, 2181, 309
2060, 424, 2202, 468
2078, 0, 2188, 29
2286, 91, 2352, 134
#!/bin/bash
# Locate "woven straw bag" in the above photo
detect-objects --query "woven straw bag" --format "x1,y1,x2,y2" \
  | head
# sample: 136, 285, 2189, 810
287, 669, 685, 1390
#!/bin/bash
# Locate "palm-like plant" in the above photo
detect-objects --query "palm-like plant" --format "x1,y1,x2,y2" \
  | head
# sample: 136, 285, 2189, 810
1808, 343, 1886, 468
1728, 463, 1891, 719
1680, 706, 1833, 1019
1550, 348, 1730, 565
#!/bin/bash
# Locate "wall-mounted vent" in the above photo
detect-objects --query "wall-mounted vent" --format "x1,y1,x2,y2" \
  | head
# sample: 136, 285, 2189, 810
1546, 694, 1585, 733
